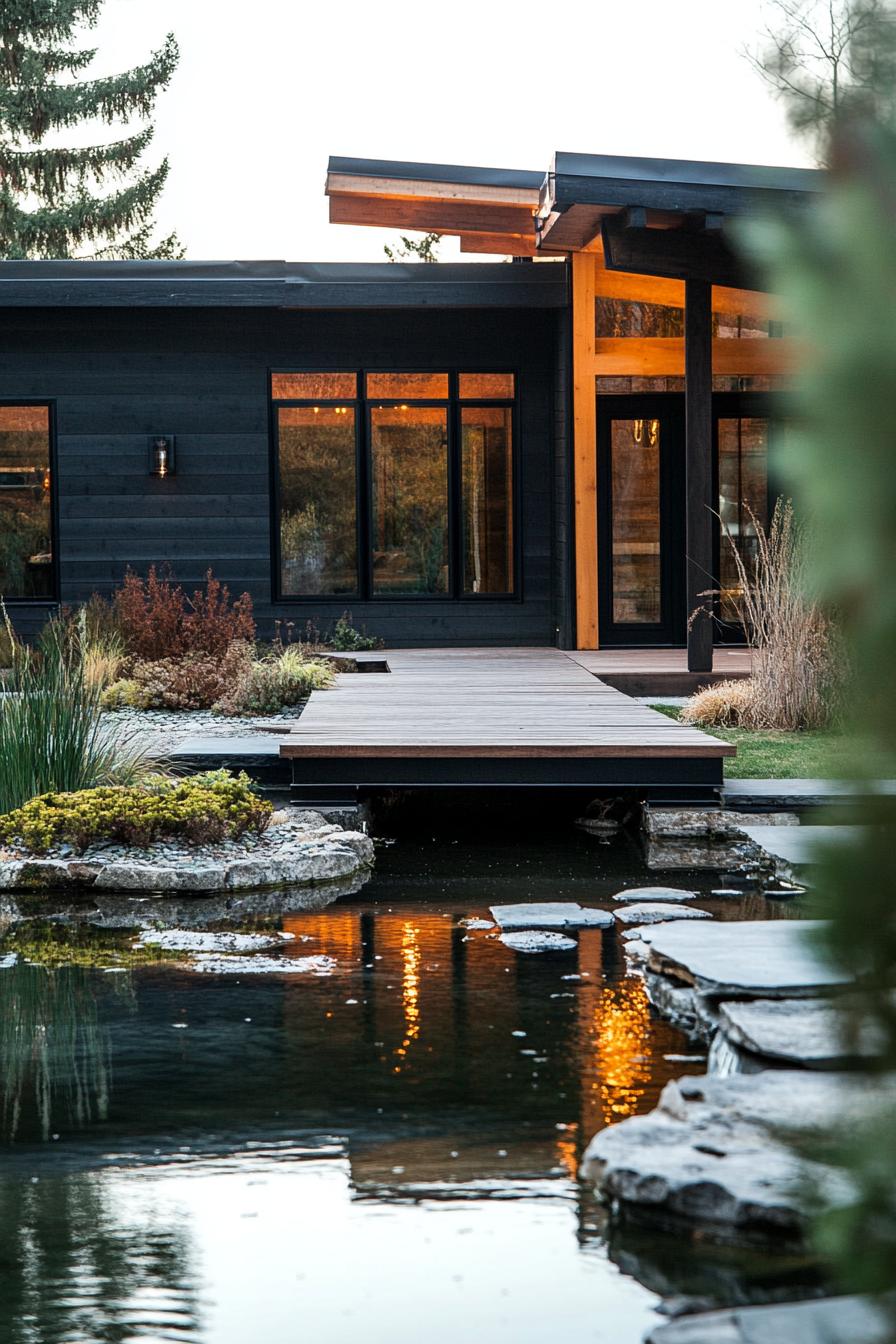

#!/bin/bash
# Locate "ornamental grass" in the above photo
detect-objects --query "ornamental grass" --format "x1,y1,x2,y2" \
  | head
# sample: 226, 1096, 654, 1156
0, 613, 154, 816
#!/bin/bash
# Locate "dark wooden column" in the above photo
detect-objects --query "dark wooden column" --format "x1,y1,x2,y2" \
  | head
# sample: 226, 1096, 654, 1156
684, 278, 714, 673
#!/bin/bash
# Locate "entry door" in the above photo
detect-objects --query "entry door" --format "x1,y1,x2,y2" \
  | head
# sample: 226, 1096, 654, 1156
597, 395, 685, 646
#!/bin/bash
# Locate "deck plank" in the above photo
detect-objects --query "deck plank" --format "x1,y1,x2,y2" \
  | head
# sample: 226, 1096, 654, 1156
279, 648, 734, 762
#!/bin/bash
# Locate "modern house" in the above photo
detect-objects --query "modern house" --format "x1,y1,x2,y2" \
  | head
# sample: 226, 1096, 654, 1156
0, 150, 821, 669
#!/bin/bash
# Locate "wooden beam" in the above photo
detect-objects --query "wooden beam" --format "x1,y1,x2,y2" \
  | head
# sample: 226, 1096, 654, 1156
591, 336, 798, 377
459, 233, 537, 257
685, 278, 714, 673
601, 214, 750, 288
326, 172, 540, 210
593, 265, 779, 320
328, 193, 535, 237
572, 252, 598, 649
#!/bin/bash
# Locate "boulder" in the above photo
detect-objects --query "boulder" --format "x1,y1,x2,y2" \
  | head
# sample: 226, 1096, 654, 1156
582, 1071, 869, 1242
490, 902, 613, 929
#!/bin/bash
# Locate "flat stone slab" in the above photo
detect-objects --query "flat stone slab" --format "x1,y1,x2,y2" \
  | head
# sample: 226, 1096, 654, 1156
636, 919, 851, 997
490, 902, 613, 929
737, 824, 863, 868
583, 1070, 873, 1241
647, 1294, 891, 1344
191, 953, 336, 975
614, 903, 713, 927
499, 930, 577, 953
717, 998, 879, 1067
611, 886, 698, 903
135, 929, 296, 954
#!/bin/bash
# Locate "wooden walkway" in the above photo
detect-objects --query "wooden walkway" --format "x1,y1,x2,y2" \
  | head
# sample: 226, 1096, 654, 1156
281, 648, 734, 800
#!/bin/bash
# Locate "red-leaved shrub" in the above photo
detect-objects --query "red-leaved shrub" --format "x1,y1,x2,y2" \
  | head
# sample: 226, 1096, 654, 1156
113, 567, 255, 660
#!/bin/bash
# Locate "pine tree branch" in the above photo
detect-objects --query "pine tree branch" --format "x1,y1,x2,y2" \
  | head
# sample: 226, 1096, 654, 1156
89, 222, 185, 260
0, 158, 171, 258
0, 126, 154, 200
0, 41, 97, 84
0, 32, 178, 139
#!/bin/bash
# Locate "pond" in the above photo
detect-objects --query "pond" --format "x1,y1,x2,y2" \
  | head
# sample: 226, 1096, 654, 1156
0, 820, 815, 1344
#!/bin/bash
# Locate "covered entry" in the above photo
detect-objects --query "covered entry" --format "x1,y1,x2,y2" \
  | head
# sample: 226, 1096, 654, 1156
597, 392, 777, 647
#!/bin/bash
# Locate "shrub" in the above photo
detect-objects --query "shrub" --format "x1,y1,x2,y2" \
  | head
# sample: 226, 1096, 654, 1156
102, 642, 253, 712
0, 614, 155, 815
112, 566, 255, 660
213, 646, 334, 716
0, 770, 272, 854
329, 611, 383, 652
40, 606, 125, 692
680, 678, 756, 727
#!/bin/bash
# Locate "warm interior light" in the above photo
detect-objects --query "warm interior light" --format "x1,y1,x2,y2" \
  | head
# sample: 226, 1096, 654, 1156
42, 467, 51, 492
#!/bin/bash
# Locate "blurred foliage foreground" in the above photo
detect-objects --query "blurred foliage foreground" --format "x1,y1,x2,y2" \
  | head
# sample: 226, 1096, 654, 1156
748, 122, 896, 1303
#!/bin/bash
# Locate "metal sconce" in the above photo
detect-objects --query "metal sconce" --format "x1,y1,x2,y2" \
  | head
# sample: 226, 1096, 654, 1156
149, 434, 176, 477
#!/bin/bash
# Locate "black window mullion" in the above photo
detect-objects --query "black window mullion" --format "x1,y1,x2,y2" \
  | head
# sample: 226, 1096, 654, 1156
360, 399, 373, 600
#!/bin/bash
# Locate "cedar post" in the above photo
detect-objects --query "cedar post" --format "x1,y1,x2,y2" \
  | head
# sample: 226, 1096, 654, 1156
684, 278, 714, 673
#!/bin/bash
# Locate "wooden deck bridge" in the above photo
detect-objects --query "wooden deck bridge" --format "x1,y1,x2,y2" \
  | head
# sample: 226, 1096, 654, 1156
280, 648, 734, 803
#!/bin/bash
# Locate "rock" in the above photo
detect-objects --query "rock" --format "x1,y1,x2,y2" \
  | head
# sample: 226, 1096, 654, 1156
612, 886, 698, 903
637, 920, 852, 998
333, 830, 375, 863
645, 1294, 892, 1344
190, 953, 336, 975
499, 930, 578, 953
136, 929, 295, 953
582, 1070, 869, 1242
614, 903, 712, 926
490, 902, 613, 929
715, 998, 880, 1068
644, 971, 701, 1031
644, 808, 800, 839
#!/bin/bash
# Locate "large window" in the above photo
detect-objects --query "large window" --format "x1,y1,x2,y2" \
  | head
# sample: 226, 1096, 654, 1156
273, 371, 516, 599
0, 404, 55, 601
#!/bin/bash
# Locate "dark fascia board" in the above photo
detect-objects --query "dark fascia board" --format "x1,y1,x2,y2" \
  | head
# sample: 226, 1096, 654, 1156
0, 259, 568, 308
544, 150, 824, 217
328, 155, 545, 192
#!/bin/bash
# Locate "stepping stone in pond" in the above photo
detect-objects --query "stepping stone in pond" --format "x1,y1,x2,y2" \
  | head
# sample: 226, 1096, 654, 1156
500, 930, 577, 953
611, 885, 698, 903
613, 903, 713, 926
490, 902, 613, 930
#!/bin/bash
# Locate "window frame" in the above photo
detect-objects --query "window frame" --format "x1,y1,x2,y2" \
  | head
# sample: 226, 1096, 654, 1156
0, 399, 59, 606
269, 369, 520, 603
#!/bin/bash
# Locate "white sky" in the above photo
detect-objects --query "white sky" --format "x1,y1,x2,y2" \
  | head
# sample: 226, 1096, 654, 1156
80, 0, 810, 262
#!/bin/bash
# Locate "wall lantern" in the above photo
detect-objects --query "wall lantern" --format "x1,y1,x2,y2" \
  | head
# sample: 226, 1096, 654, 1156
149, 434, 176, 477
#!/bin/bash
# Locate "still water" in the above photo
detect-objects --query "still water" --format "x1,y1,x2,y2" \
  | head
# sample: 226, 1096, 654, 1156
0, 825, 803, 1344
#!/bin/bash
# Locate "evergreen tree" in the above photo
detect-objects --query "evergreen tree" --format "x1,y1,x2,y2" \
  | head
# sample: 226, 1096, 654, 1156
0, 3, 181, 259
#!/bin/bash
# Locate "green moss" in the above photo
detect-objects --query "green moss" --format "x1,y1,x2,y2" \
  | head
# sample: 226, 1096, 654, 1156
0, 922, 181, 969
0, 769, 272, 854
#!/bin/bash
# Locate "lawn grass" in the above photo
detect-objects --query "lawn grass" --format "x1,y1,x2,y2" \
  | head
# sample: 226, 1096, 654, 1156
650, 704, 857, 779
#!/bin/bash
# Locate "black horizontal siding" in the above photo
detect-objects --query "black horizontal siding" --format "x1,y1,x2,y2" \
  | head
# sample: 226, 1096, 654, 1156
1, 305, 561, 647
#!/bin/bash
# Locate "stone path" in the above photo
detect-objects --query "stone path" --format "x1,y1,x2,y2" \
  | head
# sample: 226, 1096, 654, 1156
646, 1295, 891, 1344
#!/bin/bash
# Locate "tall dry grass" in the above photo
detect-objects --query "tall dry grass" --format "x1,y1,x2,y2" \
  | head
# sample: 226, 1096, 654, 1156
714, 500, 842, 730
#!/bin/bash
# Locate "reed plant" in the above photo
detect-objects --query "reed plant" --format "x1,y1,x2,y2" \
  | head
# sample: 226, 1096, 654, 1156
0, 611, 155, 815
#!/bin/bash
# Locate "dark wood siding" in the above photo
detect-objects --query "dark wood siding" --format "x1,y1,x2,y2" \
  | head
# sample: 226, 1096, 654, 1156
0, 306, 561, 647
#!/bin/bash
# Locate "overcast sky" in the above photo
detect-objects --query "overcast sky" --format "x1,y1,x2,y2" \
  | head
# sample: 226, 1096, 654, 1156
83, 0, 810, 262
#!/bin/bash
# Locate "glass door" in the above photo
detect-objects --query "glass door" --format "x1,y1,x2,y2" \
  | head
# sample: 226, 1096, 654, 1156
597, 395, 685, 646
713, 393, 778, 643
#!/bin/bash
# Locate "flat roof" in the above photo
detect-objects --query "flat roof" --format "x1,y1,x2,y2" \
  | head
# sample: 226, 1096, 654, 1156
328, 155, 544, 192
0, 259, 567, 309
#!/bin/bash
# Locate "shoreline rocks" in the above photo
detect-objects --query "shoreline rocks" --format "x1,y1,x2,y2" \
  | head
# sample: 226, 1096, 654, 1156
0, 808, 374, 894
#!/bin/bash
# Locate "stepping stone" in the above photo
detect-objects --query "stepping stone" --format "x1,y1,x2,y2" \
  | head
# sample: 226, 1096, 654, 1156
583, 1070, 880, 1243
191, 953, 335, 975
717, 998, 880, 1068
136, 929, 294, 953
490, 902, 613, 930
646, 1294, 891, 1344
611, 885, 698, 903
635, 919, 851, 997
613, 903, 712, 926
500, 931, 577, 953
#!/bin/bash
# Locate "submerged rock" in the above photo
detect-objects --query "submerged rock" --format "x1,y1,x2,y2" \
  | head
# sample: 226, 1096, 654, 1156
490, 902, 613, 930
646, 1294, 891, 1344
135, 929, 296, 954
614, 903, 712, 927
190, 953, 336, 975
612, 886, 698, 904
582, 1070, 868, 1243
499, 930, 577, 953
